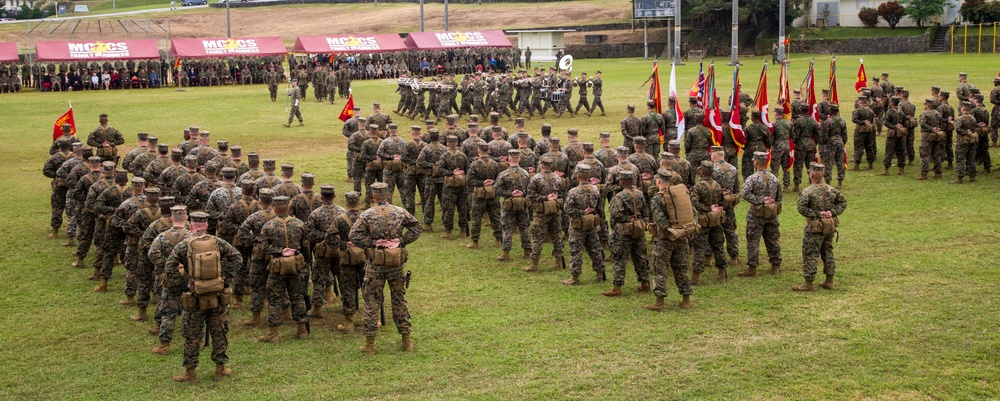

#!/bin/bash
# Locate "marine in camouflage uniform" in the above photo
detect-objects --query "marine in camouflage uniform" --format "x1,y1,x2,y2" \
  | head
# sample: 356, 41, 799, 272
666, 141, 696, 188
971, 93, 992, 173
645, 168, 693, 311
898, 90, 918, 164
136, 195, 174, 333
560, 164, 605, 285
880, 97, 909, 175
690, 161, 728, 284
58, 144, 89, 246
205, 169, 241, 243
172, 156, 206, 201
793, 163, 847, 292
143, 144, 173, 189
124, 188, 161, 321
91, 170, 132, 291
738, 152, 783, 277
256, 196, 311, 343
158, 150, 188, 198
378, 124, 407, 201
494, 150, 533, 261
770, 109, 793, 189
271, 164, 303, 199
402, 126, 428, 216
626, 137, 658, 203
343, 110, 362, 182
850, 96, 878, 171
460, 124, 488, 160
526, 156, 566, 272
121, 133, 150, 176
147, 205, 191, 354
219, 181, 258, 306
348, 119, 370, 193
916, 99, 945, 180
990, 78, 1000, 147
236, 189, 277, 326
254, 159, 282, 195
113, 178, 149, 304
641, 101, 665, 157
620, 105, 643, 153
417, 129, 447, 231
225, 146, 249, 177
350, 183, 422, 354
334, 192, 365, 331
466, 144, 502, 248
436, 136, 470, 238
661, 98, 678, 141
185, 163, 221, 214
44, 141, 74, 238
284, 81, 304, 127
189, 132, 219, 169
742, 111, 772, 181
359, 125, 385, 207
128, 136, 159, 178
709, 147, 740, 264
237, 153, 265, 187
50, 123, 81, 155
684, 117, 713, 169
164, 211, 241, 382
790, 104, 820, 191
368, 102, 394, 134
86, 113, 125, 165
593, 132, 618, 170
952, 102, 979, 183
304, 185, 345, 317
179, 127, 200, 157
818, 104, 849, 187
602, 170, 650, 296
73, 157, 105, 269
937, 92, 956, 169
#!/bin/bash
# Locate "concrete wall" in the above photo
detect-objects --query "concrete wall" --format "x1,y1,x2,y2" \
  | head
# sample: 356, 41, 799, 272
757, 34, 929, 54
567, 42, 666, 59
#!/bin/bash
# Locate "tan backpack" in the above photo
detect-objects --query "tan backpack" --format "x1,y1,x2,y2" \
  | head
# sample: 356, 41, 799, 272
266, 216, 305, 276
186, 235, 223, 297
339, 213, 368, 266
660, 184, 700, 241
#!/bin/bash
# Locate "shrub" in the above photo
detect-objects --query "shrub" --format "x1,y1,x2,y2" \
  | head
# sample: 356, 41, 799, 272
878, 1, 907, 28
859, 6, 881, 27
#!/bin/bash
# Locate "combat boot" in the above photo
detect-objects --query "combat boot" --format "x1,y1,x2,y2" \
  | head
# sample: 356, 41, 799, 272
562, 275, 580, 285
792, 280, 816, 292
213, 364, 232, 381
691, 272, 701, 285
232, 294, 244, 309
282, 123, 291, 128
441, 230, 452, 240
359, 336, 376, 354
729, 255, 739, 265
307, 304, 324, 318
554, 257, 565, 270
595, 271, 606, 283
282, 308, 293, 323
130, 307, 148, 322
850, 163, 860, 171
783, 184, 790, 193
524, 258, 538, 272
152, 341, 170, 355
337, 314, 355, 332
820, 275, 835, 290
717, 269, 727, 283
466, 240, 479, 249
297, 122, 304, 127
94, 279, 108, 293
643, 296, 665, 311
933, 173, 943, 179
172, 367, 197, 383
258, 327, 280, 343
119, 295, 135, 306
459, 230, 467, 239
401, 333, 414, 352
946, 161, 953, 170
680, 295, 691, 309
737, 267, 757, 277
950, 176, 963, 184
148, 324, 160, 336
969, 176, 976, 182
48, 228, 58, 239
877, 167, 890, 176
836, 180, 843, 189
601, 285, 622, 297
87, 267, 99, 280
866, 162, 874, 171
916, 174, 928, 180
522, 249, 531, 259
770, 264, 780, 275
296, 323, 309, 340
73, 257, 87, 269
792, 184, 799, 192
898, 167, 905, 175
496, 250, 510, 261
62, 236, 76, 247
422, 223, 434, 233
243, 311, 262, 327
494, 239, 502, 247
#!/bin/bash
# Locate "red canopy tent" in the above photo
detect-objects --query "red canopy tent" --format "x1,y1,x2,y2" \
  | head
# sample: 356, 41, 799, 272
35, 39, 160, 61
403, 30, 513, 50
292, 34, 407, 54
169, 37, 286, 58
0, 42, 18, 63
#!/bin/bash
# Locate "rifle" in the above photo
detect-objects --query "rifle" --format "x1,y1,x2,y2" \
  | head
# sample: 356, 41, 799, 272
405, 270, 412, 289
303, 296, 311, 334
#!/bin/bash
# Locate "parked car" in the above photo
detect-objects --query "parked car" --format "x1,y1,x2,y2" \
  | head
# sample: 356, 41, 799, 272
182, 0, 207, 6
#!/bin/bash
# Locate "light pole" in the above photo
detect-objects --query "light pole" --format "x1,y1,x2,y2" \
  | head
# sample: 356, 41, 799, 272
420, 0, 425, 32
778, 0, 786, 61
444, 0, 449, 31
728, 0, 740, 66
673, 0, 683, 65
225, 0, 231, 38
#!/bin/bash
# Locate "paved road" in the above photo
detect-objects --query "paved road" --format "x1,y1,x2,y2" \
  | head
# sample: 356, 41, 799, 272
0, 4, 208, 23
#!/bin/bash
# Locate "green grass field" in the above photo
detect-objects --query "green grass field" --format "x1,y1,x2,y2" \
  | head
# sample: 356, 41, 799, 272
2, 54, 1000, 400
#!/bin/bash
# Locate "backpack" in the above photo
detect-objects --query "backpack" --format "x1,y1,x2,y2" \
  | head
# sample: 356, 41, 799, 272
697, 181, 726, 228
267, 216, 305, 276
339, 213, 367, 266
659, 184, 700, 241
186, 235, 223, 296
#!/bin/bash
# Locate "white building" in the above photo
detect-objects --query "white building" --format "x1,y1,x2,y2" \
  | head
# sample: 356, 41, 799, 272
794, 0, 962, 28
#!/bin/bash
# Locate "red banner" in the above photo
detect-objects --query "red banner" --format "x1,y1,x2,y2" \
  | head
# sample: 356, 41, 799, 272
170, 37, 286, 58
855, 61, 867, 93
403, 31, 513, 50
0, 42, 17, 63
339, 94, 355, 123
292, 34, 407, 54
53, 108, 76, 141
36, 40, 160, 62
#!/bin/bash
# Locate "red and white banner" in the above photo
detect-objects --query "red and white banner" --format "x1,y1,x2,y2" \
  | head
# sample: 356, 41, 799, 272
403, 30, 513, 50
292, 34, 407, 54
0, 42, 17, 63
170, 37, 286, 58
36, 40, 160, 61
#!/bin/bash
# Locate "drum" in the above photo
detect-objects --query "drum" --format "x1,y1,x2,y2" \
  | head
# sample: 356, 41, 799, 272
550, 91, 564, 103
540, 87, 549, 99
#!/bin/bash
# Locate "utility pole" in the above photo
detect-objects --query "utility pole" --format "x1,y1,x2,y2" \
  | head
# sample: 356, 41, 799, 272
225, 0, 231, 38
673, 0, 683, 65
728, 0, 740, 66
420, 0, 425, 32
778, 0, 786, 61
444, 0, 449, 31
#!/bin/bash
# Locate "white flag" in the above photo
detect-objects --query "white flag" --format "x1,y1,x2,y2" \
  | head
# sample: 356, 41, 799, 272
670, 62, 686, 144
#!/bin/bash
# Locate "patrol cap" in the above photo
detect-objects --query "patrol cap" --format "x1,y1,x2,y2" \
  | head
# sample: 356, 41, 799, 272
541, 124, 552, 134
189, 211, 210, 222
257, 188, 274, 201
147, 137, 158, 146
248, 152, 260, 162
446, 135, 459, 143
199, 131, 210, 137
596, 70, 602, 74
751, 109, 762, 117
567, 128, 578, 136
370, 182, 390, 194
388, 123, 398, 130
425, 119, 436, 125
489, 112, 500, 121
960, 101, 973, 110
994, 77, 1000, 84
507, 149, 521, 157
576, 163, 592, 173
114, 170, 129, 182
100, 113, 109, 118
353, 107, 361, 112
646, 101, 656, 109
626, 104, 636, 112
616, 146, 630, 155
821, 89, 830, 94
699, 160, 715, 171
710, 145, 724, 152
446, 114, 458, 123
101, 161, 116, 171
411, 125, 422, 132
89, 156, 103, 165
538, 156, 553, 166
469, 114, 480, 122
809, 162, 825, 172
924, 98, 936, 105
468, 122, 478, 128
660, 151, 672, 160
655, 168, 673, 181
367, 124, 379, 131
72, 142, 84, 149
204, 163, 220, 173
931, 86, 940, 91
183, 155, 198, 167
618, 170, 636, 180
281, 163, 294, 172
230, 146, 242, 156
688, 96, 699, 103
478, 144, 490, 152
493, 126, 504, 133
667, 140, 681, 149
830, 104, 840, 112
373, 102, 381, 107
549, 137, 560, 144
599, 132, 611, 139
516, 131, 528, 139
131, 177, 146, 185
633, 137, 647, 145
217, 140, 229, 151
752, 151, 769, 163
514, 117, 525, 125
858, 95, 869, 101
170, 205, 188, 216
82, 147, 95, 158
171, 148, 184, 158
137, 132, 149, 141
221, 167, 237, 179
959, 72, 968, 77
344, 191, 361, 204
273, 196, 290, 206
62, 122, 72, 129
582, 142, 594, 152
240, 179, 256, 190
320, 184, 335, 196
940, 91, 950, 98
793, 89, 801, 94
263, 159, 276, 169
301, 173, 315, 185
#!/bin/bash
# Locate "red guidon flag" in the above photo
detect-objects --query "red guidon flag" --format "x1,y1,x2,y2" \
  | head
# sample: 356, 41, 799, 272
754, 64, 773, 134
807, 59, 819, 123
338, 93, 355, 122
855, 58, 866, 93
53, 107, 76, 141
830, 57, 840, 105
